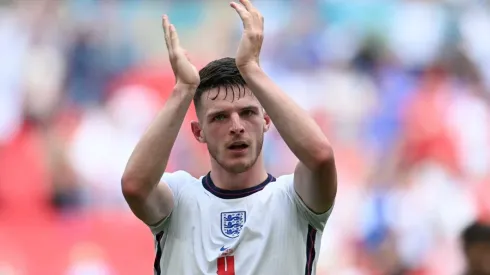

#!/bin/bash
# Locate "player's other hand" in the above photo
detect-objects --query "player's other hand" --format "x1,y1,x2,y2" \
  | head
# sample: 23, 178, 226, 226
162, 15, 200, 88
230, 0, 264, 72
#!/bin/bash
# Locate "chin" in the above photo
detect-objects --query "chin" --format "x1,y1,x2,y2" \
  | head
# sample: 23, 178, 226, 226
221, 159, 254, 174
224, 163, 252, 174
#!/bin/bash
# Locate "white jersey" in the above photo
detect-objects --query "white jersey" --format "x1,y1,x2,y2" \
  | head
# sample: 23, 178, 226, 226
150, 171, 333, 275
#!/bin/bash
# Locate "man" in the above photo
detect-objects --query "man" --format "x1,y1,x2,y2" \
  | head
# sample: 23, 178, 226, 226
121, 0, 337, 274
461, 221, 490, 275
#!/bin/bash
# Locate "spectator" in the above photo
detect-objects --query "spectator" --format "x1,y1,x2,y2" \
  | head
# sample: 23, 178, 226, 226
461, 222, 490, 275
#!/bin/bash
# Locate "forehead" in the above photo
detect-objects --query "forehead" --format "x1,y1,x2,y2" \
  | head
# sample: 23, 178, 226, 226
200, 86, 261, 114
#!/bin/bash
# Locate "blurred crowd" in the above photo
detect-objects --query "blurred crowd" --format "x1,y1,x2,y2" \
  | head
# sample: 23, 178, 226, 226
1, 0, 490, 274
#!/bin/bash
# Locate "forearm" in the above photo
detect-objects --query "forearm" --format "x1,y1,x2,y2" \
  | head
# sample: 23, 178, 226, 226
240, 65, 332, 169
122, 84, 196, 194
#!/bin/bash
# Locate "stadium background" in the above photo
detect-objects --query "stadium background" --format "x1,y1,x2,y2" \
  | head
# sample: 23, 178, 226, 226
1, 0, 490, 274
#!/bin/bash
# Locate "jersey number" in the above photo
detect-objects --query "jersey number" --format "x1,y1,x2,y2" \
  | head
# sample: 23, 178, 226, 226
217, 256, 235, 275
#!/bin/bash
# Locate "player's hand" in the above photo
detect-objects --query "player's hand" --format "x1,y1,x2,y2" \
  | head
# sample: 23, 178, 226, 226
162, 15, 200, 88
230, 0, 264, 72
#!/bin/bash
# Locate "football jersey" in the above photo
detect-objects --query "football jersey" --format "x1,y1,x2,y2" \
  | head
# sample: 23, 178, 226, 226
150, 170, 333, 275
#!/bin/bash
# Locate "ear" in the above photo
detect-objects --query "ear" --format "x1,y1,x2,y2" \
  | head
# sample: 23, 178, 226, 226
263, 111, 271, 133
191, 121, 206, 143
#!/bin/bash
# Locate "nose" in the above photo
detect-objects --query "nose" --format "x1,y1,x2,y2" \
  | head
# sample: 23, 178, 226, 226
229, 113, 245, 135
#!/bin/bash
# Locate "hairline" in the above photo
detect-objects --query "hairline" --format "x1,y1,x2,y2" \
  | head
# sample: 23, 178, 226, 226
194, 84, 250, 119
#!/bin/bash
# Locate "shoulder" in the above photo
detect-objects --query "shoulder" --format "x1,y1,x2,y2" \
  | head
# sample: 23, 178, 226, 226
161, 170, 203, 196
161, 170, 202, 185
266, 173, 294, 192
274, 173, 294, 183
267, 173, 333, 231
259, 173, 294, 202
161, 170, 197, 182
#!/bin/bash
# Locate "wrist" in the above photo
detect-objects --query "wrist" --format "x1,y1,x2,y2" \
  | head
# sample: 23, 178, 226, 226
238, 62, 262, 77
174, 82, 198, 94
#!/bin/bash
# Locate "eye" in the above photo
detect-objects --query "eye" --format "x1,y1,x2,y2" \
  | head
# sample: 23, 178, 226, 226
241, 109, 256, 117
213, 114, 227, 122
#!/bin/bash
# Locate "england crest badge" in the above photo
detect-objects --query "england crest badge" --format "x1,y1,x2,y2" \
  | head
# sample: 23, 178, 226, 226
221, 211, 246, 238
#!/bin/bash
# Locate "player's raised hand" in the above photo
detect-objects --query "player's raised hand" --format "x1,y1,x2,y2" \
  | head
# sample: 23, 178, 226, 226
230, 0, 264, 71
162, 15, 200, 88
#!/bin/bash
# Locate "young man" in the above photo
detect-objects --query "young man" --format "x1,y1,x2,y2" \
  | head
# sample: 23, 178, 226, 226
121, 0, 337, 274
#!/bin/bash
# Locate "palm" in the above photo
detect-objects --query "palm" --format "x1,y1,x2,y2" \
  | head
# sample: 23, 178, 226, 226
231, 0, 264, 70
171, 49, 200, 86
236, 31, 261, 69
162, 16, 200, 87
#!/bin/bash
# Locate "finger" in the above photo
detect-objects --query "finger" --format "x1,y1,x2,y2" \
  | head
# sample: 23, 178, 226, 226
161, 15, 172, 52
230, 2, 252, 29
239, 0, 255, 12
240, 0, 263, 25
169, 24, 180, 49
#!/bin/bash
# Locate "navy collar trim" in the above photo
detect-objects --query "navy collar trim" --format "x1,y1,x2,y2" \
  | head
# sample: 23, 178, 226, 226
202, 172, 276, 199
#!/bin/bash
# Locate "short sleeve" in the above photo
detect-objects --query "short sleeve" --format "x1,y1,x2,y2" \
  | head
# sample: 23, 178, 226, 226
278, 174, 334, 231
149, 170, 196, 234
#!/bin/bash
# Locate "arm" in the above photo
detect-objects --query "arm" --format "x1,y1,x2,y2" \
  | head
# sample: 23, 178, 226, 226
230, 0, 337, 214
244, 68, 337, 214
121, 16, 200, 225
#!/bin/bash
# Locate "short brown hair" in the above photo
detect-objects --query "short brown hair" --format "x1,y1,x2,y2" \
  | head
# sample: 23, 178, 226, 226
194, 57, 248, 114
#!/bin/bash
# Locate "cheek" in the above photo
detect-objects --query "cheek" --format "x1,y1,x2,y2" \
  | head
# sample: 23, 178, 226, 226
247, 119, 265, 134
204, 126, 225, 144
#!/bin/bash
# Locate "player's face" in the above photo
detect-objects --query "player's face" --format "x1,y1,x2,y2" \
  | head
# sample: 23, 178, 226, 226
191, 87, 271, 173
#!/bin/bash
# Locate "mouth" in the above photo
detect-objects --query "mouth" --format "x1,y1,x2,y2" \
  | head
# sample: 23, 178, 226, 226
227, 141, 249, 151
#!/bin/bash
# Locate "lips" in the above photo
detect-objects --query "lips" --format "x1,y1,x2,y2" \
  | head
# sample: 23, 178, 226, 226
227, 141, 249, 150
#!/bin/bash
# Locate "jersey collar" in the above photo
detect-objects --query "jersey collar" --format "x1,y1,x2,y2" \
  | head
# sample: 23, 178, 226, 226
202, 172, 276, 199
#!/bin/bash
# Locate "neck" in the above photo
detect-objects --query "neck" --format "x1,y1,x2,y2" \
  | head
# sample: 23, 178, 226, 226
210, 155, 268, 190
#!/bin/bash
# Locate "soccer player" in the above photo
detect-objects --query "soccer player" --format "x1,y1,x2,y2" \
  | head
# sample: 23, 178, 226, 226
121, 0, 337, 274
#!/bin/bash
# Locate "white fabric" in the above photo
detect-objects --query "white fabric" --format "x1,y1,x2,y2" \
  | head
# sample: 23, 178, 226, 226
150, 171, 333, 275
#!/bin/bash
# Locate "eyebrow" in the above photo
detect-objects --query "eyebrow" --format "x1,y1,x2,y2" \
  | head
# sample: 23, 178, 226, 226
207, 105, 260, 118
207, 110, 226, 119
